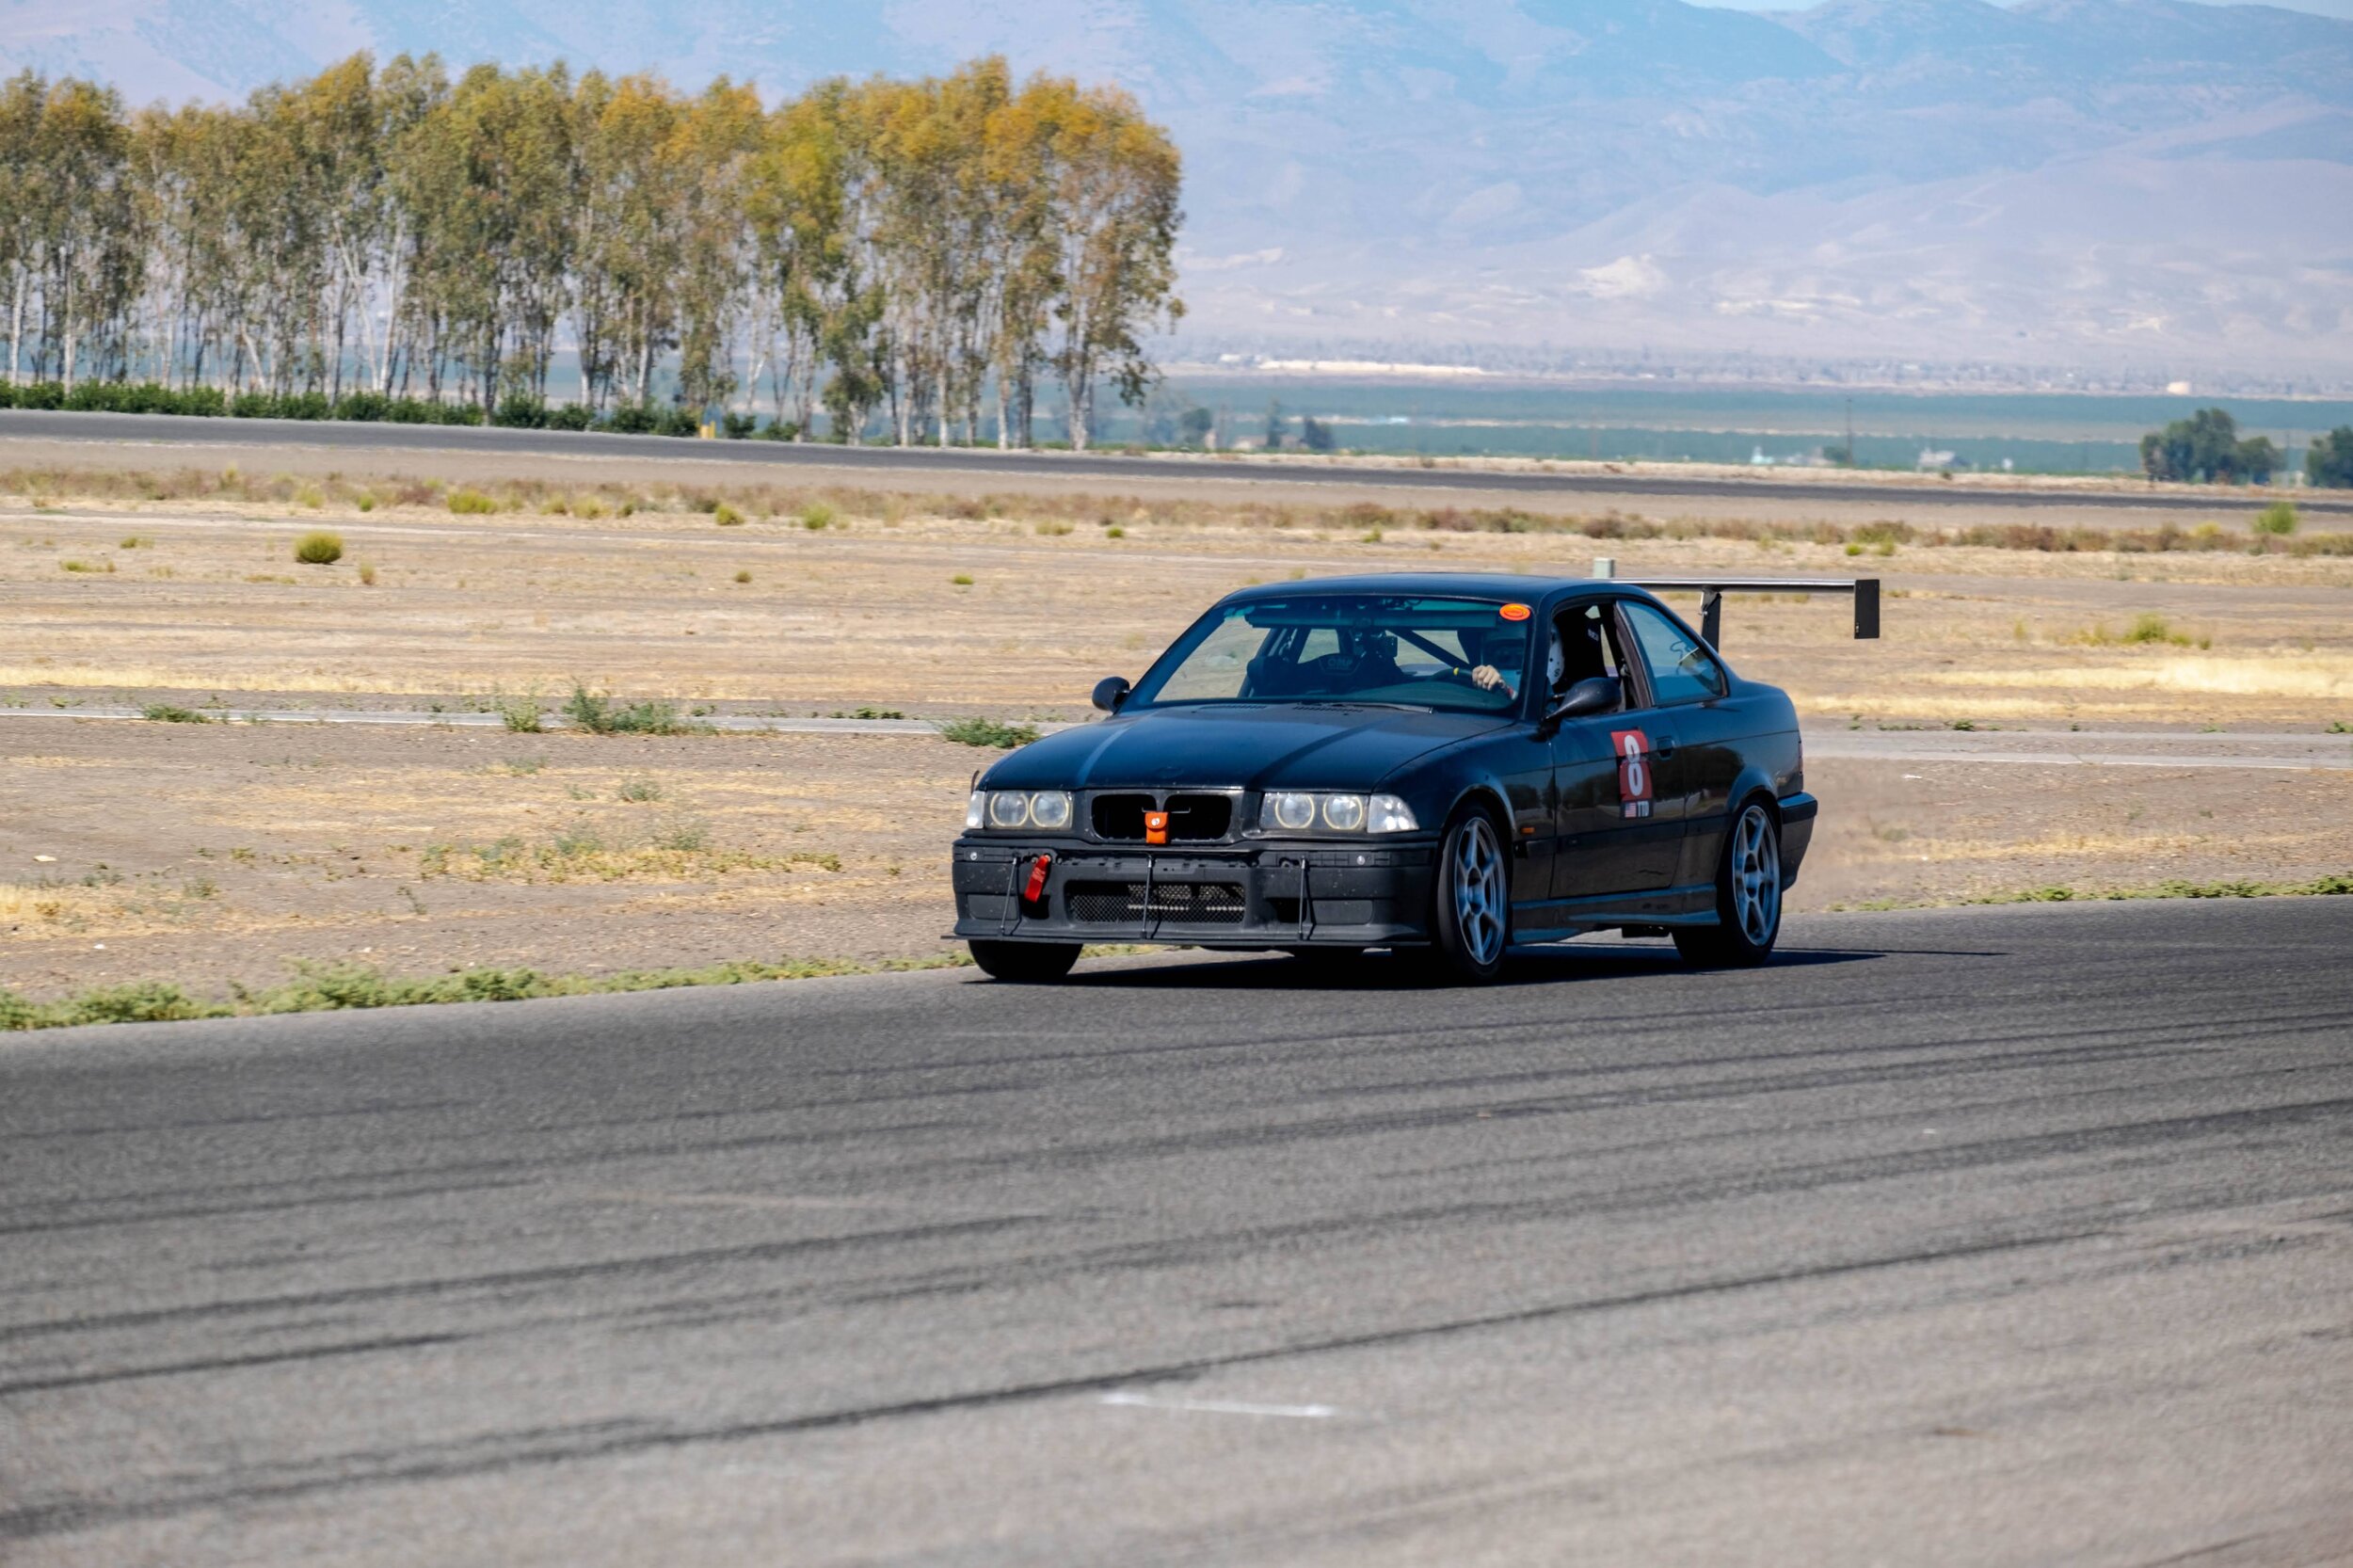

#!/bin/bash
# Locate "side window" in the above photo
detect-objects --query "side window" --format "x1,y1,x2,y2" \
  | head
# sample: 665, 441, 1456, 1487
1621, 601, 1728, 706
1550, 601, 1622, 697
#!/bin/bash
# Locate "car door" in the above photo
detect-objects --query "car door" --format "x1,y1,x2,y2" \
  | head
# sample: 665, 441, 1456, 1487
1549, 599, 1682, 898
1617, 599, 1738, 888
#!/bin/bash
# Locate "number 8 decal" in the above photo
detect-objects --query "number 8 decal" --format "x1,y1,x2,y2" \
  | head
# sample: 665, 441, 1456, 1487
1611, 728, 1654, 820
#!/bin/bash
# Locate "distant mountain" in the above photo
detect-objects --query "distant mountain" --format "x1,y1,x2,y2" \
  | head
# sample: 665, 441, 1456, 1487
5, 0, 2349, 375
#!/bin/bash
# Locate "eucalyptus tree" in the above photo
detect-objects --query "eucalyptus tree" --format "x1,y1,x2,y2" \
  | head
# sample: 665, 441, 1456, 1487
0, 55, 1183, 430
758, 79, 886, 440
371, 53, 450, 394
673, 78, 762, 415
18, 76, 140, 389
0, 72, 48, 384
976, 72, 1063, 448
1040, 82, 1182, 451
573, 71, 686, 408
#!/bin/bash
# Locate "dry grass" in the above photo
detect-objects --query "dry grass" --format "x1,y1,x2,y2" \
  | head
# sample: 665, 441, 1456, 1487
5, 459, 2350, 559
1922, 655, 2353, 701
1, 878, 227, 937
4, 461, 2349, 731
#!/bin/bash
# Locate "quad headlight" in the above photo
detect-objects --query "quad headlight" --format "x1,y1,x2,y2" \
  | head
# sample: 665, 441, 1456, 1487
967, 790, 1074, 831
1258, 792, 1418, 835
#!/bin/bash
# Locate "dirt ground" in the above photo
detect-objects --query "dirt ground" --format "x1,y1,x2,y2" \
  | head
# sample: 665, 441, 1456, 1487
4, 456, 2350, 1003
2, 460, 2349, 726
5, 719, 2350, 1004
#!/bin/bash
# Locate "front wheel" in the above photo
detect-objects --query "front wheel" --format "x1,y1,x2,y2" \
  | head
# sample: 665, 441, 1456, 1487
1416, 808, 1511, 984
1674, 799, 1782, 968
968, 939, 1081, 983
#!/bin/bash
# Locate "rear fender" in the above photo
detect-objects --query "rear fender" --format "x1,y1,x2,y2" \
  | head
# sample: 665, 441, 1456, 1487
1683, 761, 1782, 887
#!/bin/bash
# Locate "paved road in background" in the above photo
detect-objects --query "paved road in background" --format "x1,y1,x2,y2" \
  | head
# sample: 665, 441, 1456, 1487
7, 408, 2346, 515
8, 705, 2350, 771
7, 899, 2350, 1565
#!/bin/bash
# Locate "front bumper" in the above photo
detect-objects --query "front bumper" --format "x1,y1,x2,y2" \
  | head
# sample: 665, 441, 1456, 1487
952, 838, 1438, 948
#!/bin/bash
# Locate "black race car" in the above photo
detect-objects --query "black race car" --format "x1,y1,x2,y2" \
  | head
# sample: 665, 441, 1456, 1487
951, 571, 1873, 984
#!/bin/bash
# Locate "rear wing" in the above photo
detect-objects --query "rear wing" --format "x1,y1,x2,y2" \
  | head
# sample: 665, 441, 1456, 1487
1591, 558, 1880, 648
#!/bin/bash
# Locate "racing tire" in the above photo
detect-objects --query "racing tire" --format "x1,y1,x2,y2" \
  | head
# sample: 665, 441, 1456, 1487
1674, 798, 1783, 968
1413, 805, 1512, 985
968, 939, 1081, 983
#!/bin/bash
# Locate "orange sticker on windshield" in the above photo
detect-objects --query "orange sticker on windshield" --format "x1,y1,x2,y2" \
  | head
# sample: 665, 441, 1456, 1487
1499, 602, 1531, 621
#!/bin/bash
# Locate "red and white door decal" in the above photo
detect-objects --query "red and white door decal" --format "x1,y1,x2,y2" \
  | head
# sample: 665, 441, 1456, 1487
1611, 728, 1655, 819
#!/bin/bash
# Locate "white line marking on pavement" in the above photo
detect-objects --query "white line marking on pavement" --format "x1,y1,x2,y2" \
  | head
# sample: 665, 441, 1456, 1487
1100, 1390, 1340, 1419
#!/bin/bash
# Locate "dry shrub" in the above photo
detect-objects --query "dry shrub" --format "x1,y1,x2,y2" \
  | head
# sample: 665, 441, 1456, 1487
293, 530, 344, 565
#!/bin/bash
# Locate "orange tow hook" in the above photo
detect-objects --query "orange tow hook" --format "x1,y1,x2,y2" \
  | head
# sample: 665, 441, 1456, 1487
1144, 810, 1169, 846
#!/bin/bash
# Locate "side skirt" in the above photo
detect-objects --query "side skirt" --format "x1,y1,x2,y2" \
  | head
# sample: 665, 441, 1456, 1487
1510, 882, 1720, 944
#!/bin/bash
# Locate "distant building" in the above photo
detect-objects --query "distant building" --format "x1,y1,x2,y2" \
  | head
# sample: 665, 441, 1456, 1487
1916, 449, 1958, 471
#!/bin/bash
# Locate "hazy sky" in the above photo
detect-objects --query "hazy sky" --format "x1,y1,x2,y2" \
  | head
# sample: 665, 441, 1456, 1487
1695, 0, 2353, 14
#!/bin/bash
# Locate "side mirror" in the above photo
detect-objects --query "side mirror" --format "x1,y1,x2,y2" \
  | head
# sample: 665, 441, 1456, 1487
1091, 675, 1131, 713
1545, 676, 1620, 726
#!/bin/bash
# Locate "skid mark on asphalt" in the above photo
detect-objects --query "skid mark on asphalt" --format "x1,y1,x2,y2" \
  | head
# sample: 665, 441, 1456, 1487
1101, 1390, 1342, 1419
0, 1227, 2092, 1542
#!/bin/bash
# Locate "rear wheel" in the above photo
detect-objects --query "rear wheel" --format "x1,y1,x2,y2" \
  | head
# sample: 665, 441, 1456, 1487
967, 939, 1081, 983
1416, 807, 1511, 984
1674, 799, 1782, 968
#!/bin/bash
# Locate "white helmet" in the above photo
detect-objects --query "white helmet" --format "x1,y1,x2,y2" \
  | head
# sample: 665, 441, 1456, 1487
1546, 632, 1565, 689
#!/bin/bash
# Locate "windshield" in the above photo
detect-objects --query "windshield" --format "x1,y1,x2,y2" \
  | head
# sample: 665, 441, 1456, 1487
1128, 595, 1534, 713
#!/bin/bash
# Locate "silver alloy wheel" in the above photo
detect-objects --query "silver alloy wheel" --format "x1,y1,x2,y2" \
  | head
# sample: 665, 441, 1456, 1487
1730, 803, 1782, 946
1451, 816, 1507, 967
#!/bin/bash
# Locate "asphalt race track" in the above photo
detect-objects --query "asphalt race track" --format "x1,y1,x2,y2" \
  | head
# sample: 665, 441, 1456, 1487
5, 899, 2351, 1565
7, 408, 2349, 516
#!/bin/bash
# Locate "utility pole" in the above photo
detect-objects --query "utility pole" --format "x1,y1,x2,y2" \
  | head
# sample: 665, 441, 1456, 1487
1845, 397, 1855, 468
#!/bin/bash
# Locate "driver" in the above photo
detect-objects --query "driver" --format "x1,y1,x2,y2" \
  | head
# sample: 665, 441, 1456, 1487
1469, 627, 1564, 701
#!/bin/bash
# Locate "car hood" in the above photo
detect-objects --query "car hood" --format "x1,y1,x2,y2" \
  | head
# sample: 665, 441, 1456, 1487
982, 704, 1510, 792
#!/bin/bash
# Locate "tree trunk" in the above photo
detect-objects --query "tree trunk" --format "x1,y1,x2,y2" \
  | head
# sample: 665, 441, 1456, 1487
1069, 367, 1093, 452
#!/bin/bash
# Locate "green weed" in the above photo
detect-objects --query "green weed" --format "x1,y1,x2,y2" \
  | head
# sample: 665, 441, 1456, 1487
563, 683, 701, 735
497, 693, 545, 732
2253, 502, 2298, 537
937, 716, 1040, 748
